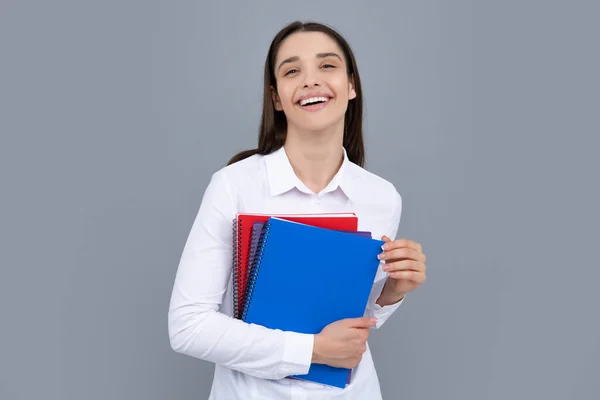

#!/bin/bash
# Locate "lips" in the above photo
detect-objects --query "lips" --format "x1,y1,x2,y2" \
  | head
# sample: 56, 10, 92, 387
296, 93, 332, 111
298, 96, 329, 106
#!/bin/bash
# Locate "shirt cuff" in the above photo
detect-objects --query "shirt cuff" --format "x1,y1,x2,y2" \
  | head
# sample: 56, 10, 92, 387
373, 295, 404, 329
278, 331, 314, 377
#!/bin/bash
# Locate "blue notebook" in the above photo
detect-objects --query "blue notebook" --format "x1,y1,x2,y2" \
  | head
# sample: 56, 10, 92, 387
244, 222, 373, 311
241, 217, 384, 388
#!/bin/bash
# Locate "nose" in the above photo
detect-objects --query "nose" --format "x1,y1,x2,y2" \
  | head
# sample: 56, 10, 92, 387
303, 79, 320, 88
302, 66, 321, 88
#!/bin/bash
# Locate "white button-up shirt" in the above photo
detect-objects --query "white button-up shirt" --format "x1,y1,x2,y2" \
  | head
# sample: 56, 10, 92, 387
168, 146, 404, 399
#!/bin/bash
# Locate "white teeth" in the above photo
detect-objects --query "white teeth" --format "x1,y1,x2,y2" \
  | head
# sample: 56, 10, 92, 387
299, 96, 329, 106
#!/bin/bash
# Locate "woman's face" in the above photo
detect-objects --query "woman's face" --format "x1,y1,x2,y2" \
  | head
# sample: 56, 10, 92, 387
272, 31, 356, 134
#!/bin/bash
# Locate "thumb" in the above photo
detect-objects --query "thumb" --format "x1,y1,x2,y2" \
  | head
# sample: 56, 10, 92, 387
381, 235, 392, 243
346, 316, 378, 328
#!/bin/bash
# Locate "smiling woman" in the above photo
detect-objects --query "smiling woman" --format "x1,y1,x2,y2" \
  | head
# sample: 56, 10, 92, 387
272, 34, 356, 135
227, 21, 365, 170
168, 20, 427, 400
271, 32, 362, 153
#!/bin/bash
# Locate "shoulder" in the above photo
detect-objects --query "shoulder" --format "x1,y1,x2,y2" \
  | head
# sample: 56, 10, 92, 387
347, 162, 402, 210
216, 153, 263, 183
346, 162, 403, 238
205, 153, 266, 202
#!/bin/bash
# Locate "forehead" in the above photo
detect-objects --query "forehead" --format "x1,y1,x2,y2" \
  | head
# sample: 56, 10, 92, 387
275, 31, 345, 63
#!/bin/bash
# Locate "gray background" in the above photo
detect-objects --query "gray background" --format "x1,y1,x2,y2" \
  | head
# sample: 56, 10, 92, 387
1, 1, 598, 399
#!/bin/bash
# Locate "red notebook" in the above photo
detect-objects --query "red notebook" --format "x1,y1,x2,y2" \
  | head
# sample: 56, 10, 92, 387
231, 212, 358, 318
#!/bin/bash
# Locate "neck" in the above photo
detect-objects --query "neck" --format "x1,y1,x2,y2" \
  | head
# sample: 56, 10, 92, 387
283, 124, 344, 194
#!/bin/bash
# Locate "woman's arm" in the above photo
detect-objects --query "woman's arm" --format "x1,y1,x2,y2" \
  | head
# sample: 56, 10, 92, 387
168, 169, 313, 380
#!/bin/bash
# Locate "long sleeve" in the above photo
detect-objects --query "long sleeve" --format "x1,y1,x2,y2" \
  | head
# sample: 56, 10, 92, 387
364, 189, 404, 329
168, 169, 314, 380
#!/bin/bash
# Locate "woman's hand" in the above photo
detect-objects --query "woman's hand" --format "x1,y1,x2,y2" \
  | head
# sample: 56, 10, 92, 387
377, 237, 427, 305
312, 317, 377, 369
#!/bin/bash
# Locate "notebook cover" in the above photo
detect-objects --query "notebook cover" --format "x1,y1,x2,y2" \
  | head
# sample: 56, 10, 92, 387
245, 225, 371, 386
244, 225, 373, 323
342, 230, 372, 238
232, 213, 358, 319
241, 217, 383, 388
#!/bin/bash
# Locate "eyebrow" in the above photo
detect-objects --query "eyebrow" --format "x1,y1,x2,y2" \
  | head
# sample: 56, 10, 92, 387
277, 52, 343, 73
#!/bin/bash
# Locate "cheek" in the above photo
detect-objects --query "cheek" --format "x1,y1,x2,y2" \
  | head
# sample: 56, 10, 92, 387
328, 76, 351, 99
276, 85, 295, 108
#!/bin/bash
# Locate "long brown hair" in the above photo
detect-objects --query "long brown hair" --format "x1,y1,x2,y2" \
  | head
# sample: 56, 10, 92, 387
226, 21, 365, 167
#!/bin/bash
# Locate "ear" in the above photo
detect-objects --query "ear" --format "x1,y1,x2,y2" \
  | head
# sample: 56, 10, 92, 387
348, 74, 357, 100
271, 86, 283, 111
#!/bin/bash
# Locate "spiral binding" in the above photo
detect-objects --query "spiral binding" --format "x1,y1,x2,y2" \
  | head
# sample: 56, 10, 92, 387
241, 221, 271, 322
232, 217, 243, 319
245, 224, 262, 303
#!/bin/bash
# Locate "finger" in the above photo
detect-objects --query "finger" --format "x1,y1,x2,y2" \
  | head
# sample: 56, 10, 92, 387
382, 259, 425, 273
379, 247, 424, 262
381, 238, 422, 253
346, 317, 378, 328
387, 270, 426, 283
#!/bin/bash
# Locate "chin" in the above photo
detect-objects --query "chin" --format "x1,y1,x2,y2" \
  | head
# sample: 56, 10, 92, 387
296, 118, 342, 134
292, 112, 345, 134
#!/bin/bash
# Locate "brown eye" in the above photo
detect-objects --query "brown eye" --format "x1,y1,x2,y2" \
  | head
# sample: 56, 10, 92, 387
284, 68, 298, 76
322, 64, 335, 69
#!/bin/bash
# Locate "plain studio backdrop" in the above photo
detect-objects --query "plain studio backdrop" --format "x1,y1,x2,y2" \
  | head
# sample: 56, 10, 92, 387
1, 1, 598, 399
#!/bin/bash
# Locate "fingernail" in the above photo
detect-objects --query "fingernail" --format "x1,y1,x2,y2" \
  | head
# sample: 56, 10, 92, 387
382, 265, 389, 271
377, 253, 385, 260
381, 244, 387, 250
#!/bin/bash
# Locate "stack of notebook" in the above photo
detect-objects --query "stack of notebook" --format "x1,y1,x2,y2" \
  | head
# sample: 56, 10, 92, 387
231, 212, 384, 389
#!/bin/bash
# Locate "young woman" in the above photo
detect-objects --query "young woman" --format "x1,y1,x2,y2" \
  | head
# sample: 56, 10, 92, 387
168, 21, 427, 399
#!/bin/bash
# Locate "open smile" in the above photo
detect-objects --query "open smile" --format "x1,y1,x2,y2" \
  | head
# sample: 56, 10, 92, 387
296, 96, 331, 112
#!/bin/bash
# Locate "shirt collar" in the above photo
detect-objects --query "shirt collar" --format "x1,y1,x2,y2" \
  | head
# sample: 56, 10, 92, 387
264, 146, 358, 200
